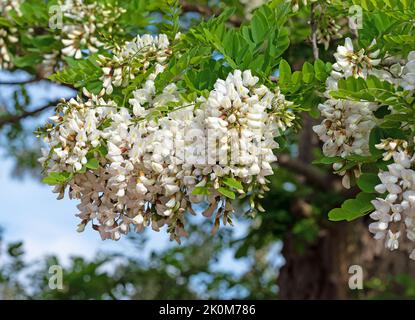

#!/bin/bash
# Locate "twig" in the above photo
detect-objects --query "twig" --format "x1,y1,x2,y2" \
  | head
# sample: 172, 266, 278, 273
0, 78, 45, 86
297, 3, 320, 163
278, 154, 330, 190
310, 3, 319, 60
181, 1, 242, 26
0, 99, 61, 128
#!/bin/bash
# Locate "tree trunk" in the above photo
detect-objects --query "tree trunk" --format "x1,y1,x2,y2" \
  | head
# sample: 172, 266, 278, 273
277, 217, 415, 299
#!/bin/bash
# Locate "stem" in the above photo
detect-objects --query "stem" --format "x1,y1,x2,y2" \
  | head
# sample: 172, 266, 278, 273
0, 99, 61, 128
310, 3, 319, 61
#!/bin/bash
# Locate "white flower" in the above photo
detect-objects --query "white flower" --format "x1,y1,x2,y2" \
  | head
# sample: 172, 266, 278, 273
368, 146, 415, 258
333, 38, 380, 79
401, 51, 415, 90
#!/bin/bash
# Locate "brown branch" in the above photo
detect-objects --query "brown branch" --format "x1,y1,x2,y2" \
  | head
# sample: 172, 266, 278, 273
0, 99, 60, 128
278, 154, 330, 191
0, 78, 43, 86
180, 1, 242, 26
310, 3, 319, 60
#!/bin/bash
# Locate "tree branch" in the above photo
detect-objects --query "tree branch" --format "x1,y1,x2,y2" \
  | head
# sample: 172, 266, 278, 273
0, 78, 43, 86
277, 154, 330, 191
180, 1, 242, 26
310, 3, 319, 60
0, 99, 60, 128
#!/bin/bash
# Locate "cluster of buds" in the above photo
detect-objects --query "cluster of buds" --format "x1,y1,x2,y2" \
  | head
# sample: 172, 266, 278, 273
314, 39, 415, 188
97, 34, 171, 95
57, 0, 126, 59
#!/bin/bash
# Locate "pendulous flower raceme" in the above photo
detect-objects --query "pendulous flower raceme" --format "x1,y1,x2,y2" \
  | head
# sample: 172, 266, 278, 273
312, 37, 415, 258
369, 140, 415, 260
38, 0, 127, 76
59, 0, 126, 60
313, 38, 414, 188
37, 33, 295, 242
97, 34, 171, 95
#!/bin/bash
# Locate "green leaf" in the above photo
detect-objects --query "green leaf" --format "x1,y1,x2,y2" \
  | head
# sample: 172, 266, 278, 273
42, 172, 73, 185
0, 17, 13, 28
314, 59, 327, 81
279, 59, 291, 84
357, 173, 380, 193
13, 54, 41, 68
192, 186, 210, 196
85, 158, 99, 170
312, 156, 343, 165
97, 145, 108, 157
217, 187, 236, 199
328, 192, 375, 221
301, 61, 314, 83
222, 177, 243, 190
369, 126, 385, 156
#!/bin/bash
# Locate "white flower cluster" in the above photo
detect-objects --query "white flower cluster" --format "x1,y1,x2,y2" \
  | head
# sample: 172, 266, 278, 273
400, 51, 415, 91
312, 38, 382, 186
0, 0, 20, 69
97, 34, 171, 95
39, 90, 117, 173
39, 67, 294, 242
313, 39, 415, 187
313, 38, 381, 158
369, 140, 415, 260
57, 0, 126, 59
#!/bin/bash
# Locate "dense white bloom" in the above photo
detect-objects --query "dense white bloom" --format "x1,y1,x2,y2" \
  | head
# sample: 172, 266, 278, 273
39, 67, 295, 242
314, 38, 382, 162
313, 38, 415, 188
313, 99, 378, 158
58, 0, 126, 59
331, 38, 380, 80
0, 27, 18, 69
98, 34, 171, 94
39, 89, 116, 174
0, 0, 22, 16
197, 69, 294, 184
61, 24, 103, 59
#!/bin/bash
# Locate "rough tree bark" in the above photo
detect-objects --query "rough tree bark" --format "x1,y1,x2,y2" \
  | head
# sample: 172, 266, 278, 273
278, 217, 415, 299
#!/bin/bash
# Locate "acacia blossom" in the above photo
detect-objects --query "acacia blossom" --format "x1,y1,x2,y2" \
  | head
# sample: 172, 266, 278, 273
369, 141, 415, 260
59, 0, 126, 59
39, 62, 295, 242
98, 34, 171, 95
313, 39, 414, 187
